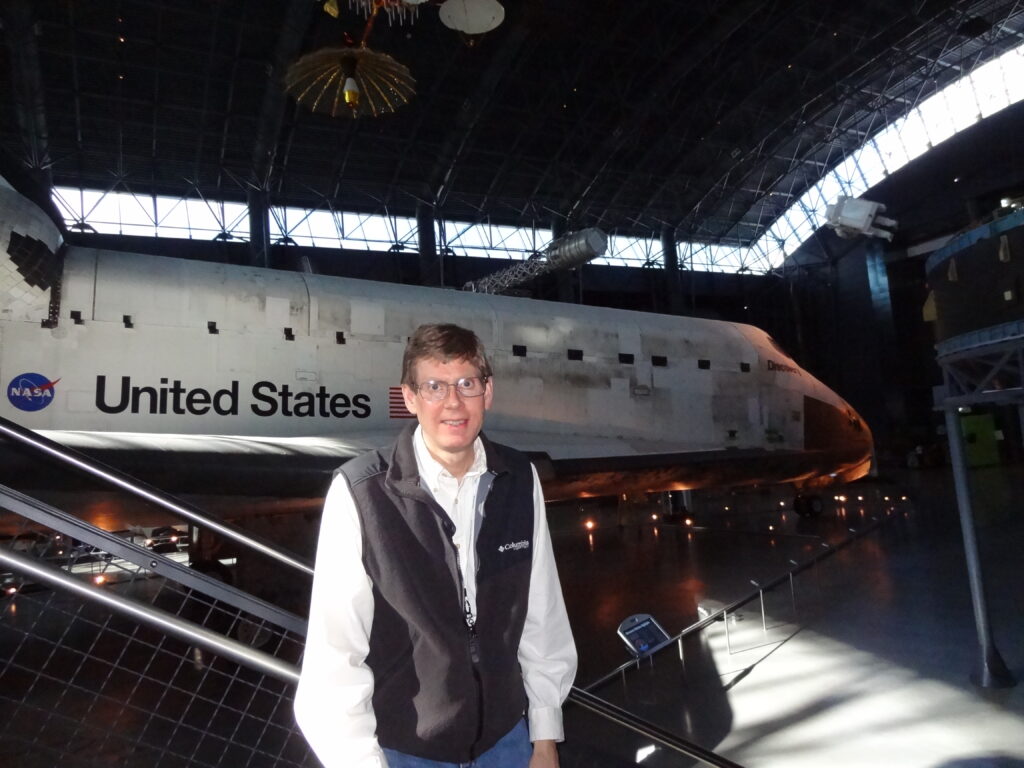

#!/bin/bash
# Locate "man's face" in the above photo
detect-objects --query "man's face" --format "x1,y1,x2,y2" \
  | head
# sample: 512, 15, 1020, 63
402, 356, 493, 467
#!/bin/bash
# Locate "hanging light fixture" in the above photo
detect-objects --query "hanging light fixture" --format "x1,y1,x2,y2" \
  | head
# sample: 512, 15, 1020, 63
342, 76, 360, 109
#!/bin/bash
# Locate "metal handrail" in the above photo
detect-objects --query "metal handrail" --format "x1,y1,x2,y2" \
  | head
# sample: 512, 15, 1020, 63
0, 547, 300, 685
0, 415, 313, 576
0, 483, 307, 635
567, 687, 746, 768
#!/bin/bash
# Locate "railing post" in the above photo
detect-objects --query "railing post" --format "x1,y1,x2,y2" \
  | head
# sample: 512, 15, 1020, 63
788, 560, 799, 618
724, 609, 732, 654
942, 405, 1016, 689
751, 579, 767, 634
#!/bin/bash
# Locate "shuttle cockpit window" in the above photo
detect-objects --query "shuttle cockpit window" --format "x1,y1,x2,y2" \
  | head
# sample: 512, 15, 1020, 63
767, 335, 794, 358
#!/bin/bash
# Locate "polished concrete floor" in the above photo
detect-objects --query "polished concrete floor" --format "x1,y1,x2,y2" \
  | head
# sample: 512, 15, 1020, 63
558, 464, 1024, 768
709, 465, 1024, 768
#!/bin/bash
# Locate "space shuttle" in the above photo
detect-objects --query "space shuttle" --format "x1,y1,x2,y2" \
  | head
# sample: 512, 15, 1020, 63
0, 176, 872, 504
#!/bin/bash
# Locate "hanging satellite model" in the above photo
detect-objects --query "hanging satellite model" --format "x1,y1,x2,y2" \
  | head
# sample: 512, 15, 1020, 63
824, 196, 898, 241
438, 0, 505, 35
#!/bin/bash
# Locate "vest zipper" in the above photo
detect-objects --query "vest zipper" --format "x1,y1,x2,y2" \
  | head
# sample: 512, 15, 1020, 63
417, 475, 494, 760
466, 473, 498, 758
469, 627, 485, 760
448, 536, 485, 760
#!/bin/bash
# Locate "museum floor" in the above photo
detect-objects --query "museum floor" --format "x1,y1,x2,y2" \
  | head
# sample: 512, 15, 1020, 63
556, 464, 1024, 768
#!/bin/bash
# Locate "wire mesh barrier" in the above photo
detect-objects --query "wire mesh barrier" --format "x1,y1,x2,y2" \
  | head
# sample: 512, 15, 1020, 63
0, 415, 316, 768
0, 511, 314, 768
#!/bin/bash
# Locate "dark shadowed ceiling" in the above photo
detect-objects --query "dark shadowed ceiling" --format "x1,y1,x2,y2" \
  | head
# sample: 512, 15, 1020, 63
2, 0, 1024, 249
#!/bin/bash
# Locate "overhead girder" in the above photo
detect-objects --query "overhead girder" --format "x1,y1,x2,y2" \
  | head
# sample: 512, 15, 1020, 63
671, 1, 1024, 243
0, 0, 52, 189
248, 0, 317, 266
7, 0, 1024, 248
617, 8, 871, 234
510, 3, 768, 229
647, 2, 991, 237
233, 4, 1024, 235
473, 27, 604, 222
939, 334, 1024, 407
665, 11, 936, 237
554, 0, 768, 227
424, 22, 531, 210
756, 1, 1024, 225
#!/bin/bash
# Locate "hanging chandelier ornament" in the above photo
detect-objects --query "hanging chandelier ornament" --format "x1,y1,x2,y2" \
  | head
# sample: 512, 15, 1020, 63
287, 0, 417, 118
340, 0, 427, 25
285, 46, 415, 118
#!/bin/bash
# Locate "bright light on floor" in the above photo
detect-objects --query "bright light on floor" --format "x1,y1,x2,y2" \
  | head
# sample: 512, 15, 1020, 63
704, 616, 1024, 768
635, 744, 657, 763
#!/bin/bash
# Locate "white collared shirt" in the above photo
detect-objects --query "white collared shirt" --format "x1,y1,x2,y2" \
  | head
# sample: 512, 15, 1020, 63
294, 427, 577, 768
410, 426, 488, 620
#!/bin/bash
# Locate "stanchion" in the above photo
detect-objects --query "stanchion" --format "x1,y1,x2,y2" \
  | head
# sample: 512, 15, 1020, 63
943, 406, 1016, 689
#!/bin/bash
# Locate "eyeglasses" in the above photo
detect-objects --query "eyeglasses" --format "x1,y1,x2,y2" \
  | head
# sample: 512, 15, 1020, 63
413, 376, 489, 402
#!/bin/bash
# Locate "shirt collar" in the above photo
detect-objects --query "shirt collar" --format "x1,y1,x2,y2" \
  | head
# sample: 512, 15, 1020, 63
412, 425, 488, 485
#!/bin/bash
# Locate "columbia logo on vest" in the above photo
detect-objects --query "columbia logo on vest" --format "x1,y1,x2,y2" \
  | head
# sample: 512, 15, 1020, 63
498, 540, 529, 553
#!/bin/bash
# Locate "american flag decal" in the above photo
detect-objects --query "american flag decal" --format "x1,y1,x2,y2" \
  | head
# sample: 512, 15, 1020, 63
388, 386, 415, 418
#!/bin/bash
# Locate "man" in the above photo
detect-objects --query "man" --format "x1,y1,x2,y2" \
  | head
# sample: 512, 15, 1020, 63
295, 323, 577, 767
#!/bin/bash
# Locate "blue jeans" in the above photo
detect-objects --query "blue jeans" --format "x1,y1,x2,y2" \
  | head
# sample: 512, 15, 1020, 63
383, 719, 532, 768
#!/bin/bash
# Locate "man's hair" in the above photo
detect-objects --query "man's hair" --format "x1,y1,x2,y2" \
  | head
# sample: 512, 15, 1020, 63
401, 323, 493, 385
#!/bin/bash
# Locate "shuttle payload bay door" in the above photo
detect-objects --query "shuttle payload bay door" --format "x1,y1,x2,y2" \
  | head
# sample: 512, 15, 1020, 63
619, 324, 653, 397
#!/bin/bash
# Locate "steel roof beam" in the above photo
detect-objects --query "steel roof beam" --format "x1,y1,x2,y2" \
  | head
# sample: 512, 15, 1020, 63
1, 0, 52, 188
248, 0, 316, 265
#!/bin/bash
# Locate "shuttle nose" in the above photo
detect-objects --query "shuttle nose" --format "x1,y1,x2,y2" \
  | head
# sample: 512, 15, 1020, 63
803, 396, 873, 481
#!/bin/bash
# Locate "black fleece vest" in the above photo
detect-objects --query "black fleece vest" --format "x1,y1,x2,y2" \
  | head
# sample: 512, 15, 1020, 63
339, 425, 535, 761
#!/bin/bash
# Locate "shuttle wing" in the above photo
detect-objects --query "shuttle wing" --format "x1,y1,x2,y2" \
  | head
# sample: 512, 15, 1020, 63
0, 420, 870, 503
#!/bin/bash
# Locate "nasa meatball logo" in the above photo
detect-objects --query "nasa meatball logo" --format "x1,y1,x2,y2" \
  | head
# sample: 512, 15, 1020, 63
7, 373, 60, 412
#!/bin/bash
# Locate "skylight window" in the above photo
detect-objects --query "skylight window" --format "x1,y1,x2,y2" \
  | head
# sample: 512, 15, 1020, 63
898, 108, 933, 162
1001, 48, 1024, 103
834, 155, 870, 198
442, 220, 552, 260
269, 207, 418, 250
854, 141, 887, 189
768, 39, 1024, 268
872, 123, 912, 173
699, 243, 747, 271
786, 209, 816, 244
603, 234, 661, 267
52, 187, 248, 240
917, 91, 957, 146
972, 58, 1012, 118
944, 77, 981, 132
